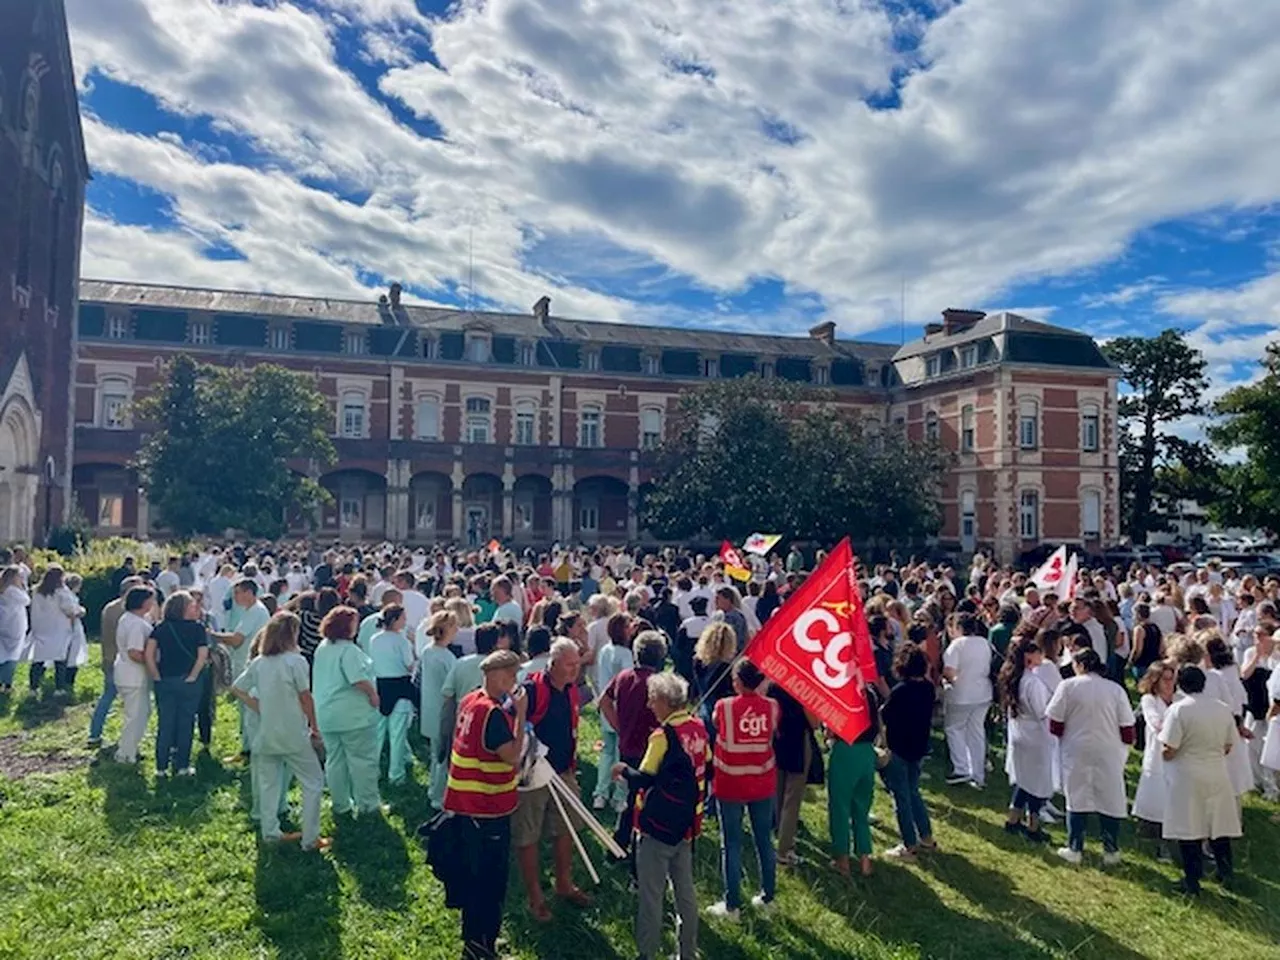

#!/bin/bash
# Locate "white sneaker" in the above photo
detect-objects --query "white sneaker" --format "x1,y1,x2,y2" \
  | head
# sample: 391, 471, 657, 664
705, 901, 740, 922
1102, 851, 1122, 867
751, 893, 774, 912
883, 844, 916, 862
592, 795, 607, 810
613, 796, 628, 813
177, 767, 196, 777
1056, 847, 1083, 866
1044, 801, 1063, 818
1039, 810, 1057, 825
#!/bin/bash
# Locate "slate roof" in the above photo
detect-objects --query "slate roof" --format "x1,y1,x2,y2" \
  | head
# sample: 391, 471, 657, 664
892, 311, 1114, 370
78, 279, 901, 364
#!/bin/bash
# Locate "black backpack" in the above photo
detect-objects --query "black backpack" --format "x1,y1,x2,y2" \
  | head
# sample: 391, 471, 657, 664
636, 725, 698, 846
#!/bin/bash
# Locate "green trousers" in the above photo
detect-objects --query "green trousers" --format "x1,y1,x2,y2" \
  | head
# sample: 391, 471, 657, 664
827, 740, 876, 857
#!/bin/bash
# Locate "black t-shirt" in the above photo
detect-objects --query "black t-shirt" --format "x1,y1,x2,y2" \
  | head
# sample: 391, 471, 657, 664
524, 680, 575, 773
483, 706, 515, 753
771, 687, 812, 774
882, 679, 935, 762
151, 619, 208, 679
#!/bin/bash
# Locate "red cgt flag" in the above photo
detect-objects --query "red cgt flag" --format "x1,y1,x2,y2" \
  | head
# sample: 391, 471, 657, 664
719, 540, 752, 582
744, 538, 877, 743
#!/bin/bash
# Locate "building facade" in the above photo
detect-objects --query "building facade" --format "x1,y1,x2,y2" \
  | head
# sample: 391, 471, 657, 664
0, 0, 87, 546
73, 283, 1119, 561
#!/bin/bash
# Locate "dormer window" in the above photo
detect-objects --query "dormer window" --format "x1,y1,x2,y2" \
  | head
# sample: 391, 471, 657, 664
188, 321, 210, 345
703, 357, 719, 378
814, 364, 830, 386
106, 314, 129, 340
423, 337, 438, 360
520, 342, 536, 366
585, 350, 601, 372
466, 332, 491, 363
761, 362, 774, 379
925, 355, 941, 377
960, 345, 978, 369
269, 326, 290, 351
344, 331, 366, 355
643, 354, 660, 375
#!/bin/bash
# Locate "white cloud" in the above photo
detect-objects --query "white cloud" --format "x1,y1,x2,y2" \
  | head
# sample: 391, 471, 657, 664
65, 0, 1280, 339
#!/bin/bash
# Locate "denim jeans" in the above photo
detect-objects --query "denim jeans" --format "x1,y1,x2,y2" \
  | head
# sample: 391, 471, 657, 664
0, 660, 17, 688
1067, 811, 1120, 853
594, 728, 624, 803
90, 671, 118, 741
718, 796, 777, 910
30, 661, 78, 692
154, 676, 202, 772
880, 753, 933, 848
1010, 786, 1045, 817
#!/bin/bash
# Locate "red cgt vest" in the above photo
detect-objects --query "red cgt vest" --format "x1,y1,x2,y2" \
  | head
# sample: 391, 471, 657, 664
528, 670, 581, 770
443, 689, 519, 818
712, 692, 779, 803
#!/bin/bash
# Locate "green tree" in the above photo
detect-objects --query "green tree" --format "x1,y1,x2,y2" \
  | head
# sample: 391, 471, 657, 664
133, 355, 335, 538
1208, 342, 1280, 534
1103, 330, 1210, 543
640, 377, 948, 546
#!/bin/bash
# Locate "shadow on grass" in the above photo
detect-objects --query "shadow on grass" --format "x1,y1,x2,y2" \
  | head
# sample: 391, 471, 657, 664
86, 750, 242, 834
11, 687, 93, 730
253, 839, 342, 959
329, 809, 413, 910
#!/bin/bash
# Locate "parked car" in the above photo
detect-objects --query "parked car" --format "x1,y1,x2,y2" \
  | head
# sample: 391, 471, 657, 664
1191, 552, 1277, 578
1098, 546, 1165, 571
1204, 533, 1247, 552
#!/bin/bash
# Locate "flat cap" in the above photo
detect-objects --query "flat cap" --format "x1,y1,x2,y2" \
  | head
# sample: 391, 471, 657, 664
481, 649, 522, 673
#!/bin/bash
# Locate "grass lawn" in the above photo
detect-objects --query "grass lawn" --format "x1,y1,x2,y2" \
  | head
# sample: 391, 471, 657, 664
1, 651, 1278, 960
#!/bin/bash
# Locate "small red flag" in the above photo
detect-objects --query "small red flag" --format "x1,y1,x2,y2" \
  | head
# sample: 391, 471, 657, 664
744, 538, 876, 743
719, 540, 751, 582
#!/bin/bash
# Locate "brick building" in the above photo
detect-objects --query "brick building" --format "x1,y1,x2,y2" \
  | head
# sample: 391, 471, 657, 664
73, 282, 1118, 561
0, 0, 88, 546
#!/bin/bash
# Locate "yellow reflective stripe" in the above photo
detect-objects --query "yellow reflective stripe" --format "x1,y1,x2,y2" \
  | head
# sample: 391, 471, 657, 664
449, 751, 515, 774
446, 775, 518, 795
713, 755, 776, 776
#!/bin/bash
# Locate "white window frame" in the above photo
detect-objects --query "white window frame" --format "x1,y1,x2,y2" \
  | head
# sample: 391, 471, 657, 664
579, 503, 599, 533
340, 391, 367, 439
643, 354, 660, 376
703, 357, 719, 378
340, 495, 363, 529
466, 334, 490, 363
959, 345, 977, 369
344, 330, 367, 355
1019, 490, 1040, 541
98, 493, 124, 528
520, 342, 537, 366
415, 496, 436, 531
514, 400, 538, 446
961, 489, 977, 540
814, 364, 830, 385
1081, 405, 1100, 452
99, 378, 131, 430
760, 362, 774, 379
579, 405, 602, 448
415, 394, 441, 441
925, 410, 940, 443
106, 314, 129, 340
188, 320, 210, 346
584, 350, 601, 372
1082, 489, 1102, 539
640, 407, 663, 450
423, 337, 438, 360
515, 497, 534, 531
960, 404, 975, 452
925, 355, 941, 377
269, 326, 290, 351
465, 396, 492, 444
1018, 399, 1039, 450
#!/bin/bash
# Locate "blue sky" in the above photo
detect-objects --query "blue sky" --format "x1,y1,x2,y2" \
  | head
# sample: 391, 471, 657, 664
66, 0, 1280, 390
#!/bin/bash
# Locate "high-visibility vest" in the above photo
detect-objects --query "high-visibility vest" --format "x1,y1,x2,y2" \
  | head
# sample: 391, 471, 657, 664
712, 692, 779, 803
443, 689, 518, 818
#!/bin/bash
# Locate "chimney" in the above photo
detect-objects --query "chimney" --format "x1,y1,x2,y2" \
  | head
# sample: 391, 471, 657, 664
808, 320, 837, 346
940, 308, 985, 335
532, 295, 551, 324
389, 282, 402, 308
924, 322, 945, 337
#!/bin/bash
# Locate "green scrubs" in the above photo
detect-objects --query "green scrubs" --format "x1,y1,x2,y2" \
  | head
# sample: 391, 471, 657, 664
312, 639, 382, 814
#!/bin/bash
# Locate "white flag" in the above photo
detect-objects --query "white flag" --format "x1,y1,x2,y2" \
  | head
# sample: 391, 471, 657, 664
1029, 545, 1069, 594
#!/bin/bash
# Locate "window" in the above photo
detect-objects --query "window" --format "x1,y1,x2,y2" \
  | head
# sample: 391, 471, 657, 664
925, 355, 941, 377
423, 337, 438, 360
340, 392, 366, 438
960, 345, 978, 369
515, 400, 537, 445
106, 314, 128, 340
961, 404, 975, 452
1081, 405, 1100, 452
100, 379, 130, 429
640, 407, 663, 449
961, 490, 977, 541
925, 410, 940, 443
465, 396, 491, 444
1082, 490, 1102, 539
760, 362, 774, 379
415, 396, 440, 440
585, 351, 600, 372
814, 365, 830, 385
188, 321, 210, 345
467, 335, 489, 363
415, 498, 435, 530
520, 342, 536, 366
579, 504, 599, 532
579, 406, 602, 448
515, 499, 534, 530
98, 493, 124, 528
344, 331, 366, 355
643, 354, 660, 375
1019, 490, 1039, 541
269, 326, 290, 350
703, 357, 719, 378
1019, 399, 1039, 450
340, 496, 362, 528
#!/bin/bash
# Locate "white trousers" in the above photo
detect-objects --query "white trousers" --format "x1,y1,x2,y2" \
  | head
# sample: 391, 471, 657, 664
254, 745, 325, 849
945, 700, 990, 785
116, 682, 152, 763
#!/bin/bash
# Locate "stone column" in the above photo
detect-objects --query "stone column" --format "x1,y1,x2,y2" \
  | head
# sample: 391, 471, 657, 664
451, 454, 465, 543
136, 487, 150, 540
501, 464, 515, 539
385, 459, 410, 542
628, 459, 640, 542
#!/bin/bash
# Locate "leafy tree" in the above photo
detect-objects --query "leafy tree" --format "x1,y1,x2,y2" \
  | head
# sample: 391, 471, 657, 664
641, 377, 948, 546
133, 355, 335, 538
1208, 342, 1280, 534
1103, 330, 1211, 543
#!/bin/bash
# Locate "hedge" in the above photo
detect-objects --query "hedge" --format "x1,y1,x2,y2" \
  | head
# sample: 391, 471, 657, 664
25, 538, 181, 634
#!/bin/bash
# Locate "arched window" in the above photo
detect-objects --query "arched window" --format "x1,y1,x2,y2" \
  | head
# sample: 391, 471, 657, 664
1019, 489, 1040, 541
960, 404, 975, 452
1081, 403, 1100, 452
579, 405, 602, 448
99, 377, 131, 430
1018, 398, 1039, 450
340, 390, 366, 438
465, 396, 492, 444
514, 399, 537, 446
415, 394, 440, 441
640, 407, 663, 449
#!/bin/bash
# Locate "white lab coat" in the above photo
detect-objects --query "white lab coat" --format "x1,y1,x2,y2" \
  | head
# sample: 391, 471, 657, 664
1131, 694, 1170, 823
1006, 671, 1055, 800
0, 585, 30, 663
1032, 661, 1063, 793
24, 588, 85, 662
1206, 667, 1253, 796
1262, 668, 1280, 772
1046, 673, 1135, 818
1159, 693, 1241, 841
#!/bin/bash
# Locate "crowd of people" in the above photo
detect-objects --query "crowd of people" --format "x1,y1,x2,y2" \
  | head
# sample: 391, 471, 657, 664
1, 540, 1278, 958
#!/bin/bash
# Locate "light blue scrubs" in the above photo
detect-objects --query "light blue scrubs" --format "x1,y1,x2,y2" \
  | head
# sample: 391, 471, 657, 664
356, 612, 381, 654
369, 629, 416, 785
419, 644, 458, 804
312, 639, 382, 814
226, 600, 271, 753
